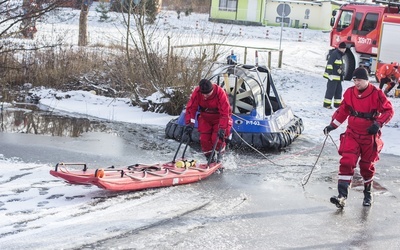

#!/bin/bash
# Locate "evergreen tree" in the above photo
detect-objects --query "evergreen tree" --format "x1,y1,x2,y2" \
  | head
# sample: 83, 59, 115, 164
145, 0, 158, 24
96, 1, 110, 22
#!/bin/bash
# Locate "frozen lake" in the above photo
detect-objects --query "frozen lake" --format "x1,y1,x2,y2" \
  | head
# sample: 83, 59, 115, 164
1, 112, 400, 249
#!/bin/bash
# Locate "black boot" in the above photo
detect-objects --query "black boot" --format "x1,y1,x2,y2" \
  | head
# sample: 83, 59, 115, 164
363, 183, 373, 206
205, 153, 216, 163
384, 82, 395, 96
330, 182, 349, 209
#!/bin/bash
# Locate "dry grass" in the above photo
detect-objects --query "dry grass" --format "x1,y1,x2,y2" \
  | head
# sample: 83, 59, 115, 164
0, 0, 226, 115
0, 41, 219, 115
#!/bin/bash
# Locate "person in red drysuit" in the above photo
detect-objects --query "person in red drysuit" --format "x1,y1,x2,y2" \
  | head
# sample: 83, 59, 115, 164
376, 62, 399, 96
184, 79, 232, 162
324, 67, 394, 208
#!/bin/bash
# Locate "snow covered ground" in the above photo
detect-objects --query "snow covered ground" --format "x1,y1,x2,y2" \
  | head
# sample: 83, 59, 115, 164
25, 3, 400, 156
1, 3, 400, 249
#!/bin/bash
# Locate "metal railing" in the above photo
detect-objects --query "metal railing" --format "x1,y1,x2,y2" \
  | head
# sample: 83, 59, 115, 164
170, 43, 283, 68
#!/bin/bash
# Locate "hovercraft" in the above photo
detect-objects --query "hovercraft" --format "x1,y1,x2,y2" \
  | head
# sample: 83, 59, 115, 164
165, 64, 304, 150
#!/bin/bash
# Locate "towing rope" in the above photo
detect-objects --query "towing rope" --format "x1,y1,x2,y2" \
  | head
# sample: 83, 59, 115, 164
231, 127, 305, 167
116, 162, 215, 181
231, 126, 339, 187
124, 170, 148, 181
301, 134, 338, 187
231, 127, 285, 167
145, 168, 169, 177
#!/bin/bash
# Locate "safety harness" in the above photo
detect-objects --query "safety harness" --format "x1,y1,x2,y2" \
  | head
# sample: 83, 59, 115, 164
349, 108, 378, 120
199, 106, 219, 114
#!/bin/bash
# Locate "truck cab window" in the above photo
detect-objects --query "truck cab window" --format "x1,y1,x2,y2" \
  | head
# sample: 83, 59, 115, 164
361, 13, 379, 32
353, 12, 363, 31
337, 10, 353, 30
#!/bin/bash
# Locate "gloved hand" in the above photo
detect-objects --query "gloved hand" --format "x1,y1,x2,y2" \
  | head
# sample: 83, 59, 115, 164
323, 124, 336, 135
217, 129, 225, 139
367, 122, 380, 135
185, 123, 194, 135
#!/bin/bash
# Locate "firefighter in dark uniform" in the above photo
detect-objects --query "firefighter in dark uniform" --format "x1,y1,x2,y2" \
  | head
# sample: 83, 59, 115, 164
323, 42, 347, 109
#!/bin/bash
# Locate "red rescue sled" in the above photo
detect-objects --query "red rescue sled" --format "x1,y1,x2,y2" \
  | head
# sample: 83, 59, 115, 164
50, 135, 224, 192
50, 161, 222, 192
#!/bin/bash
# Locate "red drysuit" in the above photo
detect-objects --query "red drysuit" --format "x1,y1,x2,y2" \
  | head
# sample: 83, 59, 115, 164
376, 63, 398, 83
329, 83, 394, 184
185, 84, 232, 157
376, 63, 400, 93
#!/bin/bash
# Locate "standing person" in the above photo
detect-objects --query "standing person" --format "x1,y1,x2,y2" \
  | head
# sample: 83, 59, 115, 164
323, 67, 394, 209
227, 50, 237, 65
323, 42, 347, 109
184, 79, 233, 162
376, 62, 399, 96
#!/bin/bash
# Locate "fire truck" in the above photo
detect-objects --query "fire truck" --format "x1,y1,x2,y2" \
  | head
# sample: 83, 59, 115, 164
328, 0, 400, 80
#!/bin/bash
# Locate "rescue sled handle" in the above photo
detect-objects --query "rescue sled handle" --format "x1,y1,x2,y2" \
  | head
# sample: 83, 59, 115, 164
172, 133, 191, 163
55, 162, 88, 172
54, 162, 151, 173
207, 137, 225, 166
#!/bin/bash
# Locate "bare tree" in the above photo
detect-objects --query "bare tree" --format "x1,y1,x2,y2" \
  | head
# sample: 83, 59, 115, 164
0, 0, 64, 88
116, 0, 229, 114
0, 0, 61, 39
78, 0, 89, 46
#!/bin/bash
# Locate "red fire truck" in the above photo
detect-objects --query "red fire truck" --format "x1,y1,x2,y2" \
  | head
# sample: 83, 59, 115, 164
328, 0, 400, 80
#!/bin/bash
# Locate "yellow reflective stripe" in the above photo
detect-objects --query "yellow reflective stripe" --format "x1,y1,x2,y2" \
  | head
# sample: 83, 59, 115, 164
334, 59, 343, 65
323, 74, 341, 80
326, 65, 333, 70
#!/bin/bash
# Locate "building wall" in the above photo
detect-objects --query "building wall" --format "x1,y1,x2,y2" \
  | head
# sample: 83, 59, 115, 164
210, 0, 237, 20
210, 0, 335, 30
237, 0, 250, 21
210, 0, 266, 25
263, 1, 332, 29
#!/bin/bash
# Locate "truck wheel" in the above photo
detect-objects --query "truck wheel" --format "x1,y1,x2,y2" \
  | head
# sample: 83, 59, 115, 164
342, 52, 355, 81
